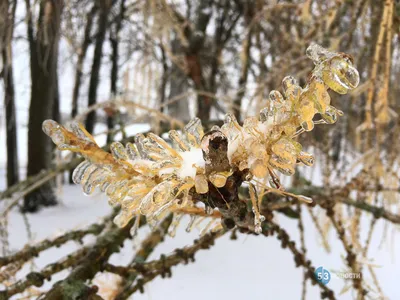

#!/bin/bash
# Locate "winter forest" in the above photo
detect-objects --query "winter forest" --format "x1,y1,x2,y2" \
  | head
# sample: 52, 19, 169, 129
0, 0, 400, 299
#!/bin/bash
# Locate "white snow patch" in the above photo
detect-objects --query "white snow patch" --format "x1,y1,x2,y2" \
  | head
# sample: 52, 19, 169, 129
177, 148, 205, 179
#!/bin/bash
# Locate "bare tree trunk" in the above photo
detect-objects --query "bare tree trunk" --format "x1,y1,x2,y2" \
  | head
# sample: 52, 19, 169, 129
1, 0, 19, 188
159, 45, 168, 113
85, 0, 112, 134
168, 38, 189, 121
69, 4, 97, 184
107, 0, 125, 144
71, 4, 97, 120
233, 2, 255, 121
24, 0, 64, 212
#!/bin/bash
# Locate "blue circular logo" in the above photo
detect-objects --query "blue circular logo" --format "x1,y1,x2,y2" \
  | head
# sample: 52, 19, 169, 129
315, 266, 331, 285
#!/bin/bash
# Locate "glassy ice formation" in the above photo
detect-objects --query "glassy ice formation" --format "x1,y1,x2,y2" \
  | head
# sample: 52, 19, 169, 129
42, 44, 359, 235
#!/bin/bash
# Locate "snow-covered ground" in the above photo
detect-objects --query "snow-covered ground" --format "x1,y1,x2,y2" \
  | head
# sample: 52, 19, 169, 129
0, 174, 399, 299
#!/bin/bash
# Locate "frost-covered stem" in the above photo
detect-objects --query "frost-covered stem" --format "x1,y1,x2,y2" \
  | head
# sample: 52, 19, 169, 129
279, 184, 400, 225
337, 198, 400, 225
267, 222, 336, 300
324, 205, 366, 298
296, 204, 307, 300
114, 215, 173, 300
0, 248, 89, 299
360, 217, 384, 298
0, 211, 115, 268
364, 0, 390, 129
115, 229, 225, 298
306, 206, 331, 252
41, 218, 136, 300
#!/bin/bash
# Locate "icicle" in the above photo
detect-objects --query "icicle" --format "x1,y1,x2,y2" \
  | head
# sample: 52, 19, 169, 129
184, 117, 204, 146
322, 56, 359, 94
200, 219, 216, 236
72, 161, 91, 184
111, 142, 129, 160
114, 209, 134, 228
298, 152, 314, 166
186, 215, 198, 232
296, 195, 313, 204
68, 121, 95, 143
205, 205, 214, 215
134, 134, 149, 158
168, 213, 184, 237
249, 183, 264, 234
168, 130, 190, 152
130, 216, 141, 237
126, 142, 140, 160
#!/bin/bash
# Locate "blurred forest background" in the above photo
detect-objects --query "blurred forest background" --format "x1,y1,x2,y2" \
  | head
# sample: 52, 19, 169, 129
0, 0, 400, 299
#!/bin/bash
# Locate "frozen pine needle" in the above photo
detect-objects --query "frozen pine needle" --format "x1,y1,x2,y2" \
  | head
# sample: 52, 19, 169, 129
43, 44, 359, 235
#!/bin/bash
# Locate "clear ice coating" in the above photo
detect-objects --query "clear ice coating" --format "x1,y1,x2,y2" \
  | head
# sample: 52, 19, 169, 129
42, 44, 359, 235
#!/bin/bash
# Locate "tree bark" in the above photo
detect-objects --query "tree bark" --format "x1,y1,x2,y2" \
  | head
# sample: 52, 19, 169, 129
1, 0, 19, 187
233, 1, 255, 121
24, 0, 64, 212
168, 38, 189, 121
107, 0, 125, 144
69, 4, 97, 184
71, 4, 97, 120
85, 0, 112, 134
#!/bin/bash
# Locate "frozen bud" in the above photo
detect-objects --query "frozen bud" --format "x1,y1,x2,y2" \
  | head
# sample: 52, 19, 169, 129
194, 174, 209, 194
184, 117, 205, 146
42, 119, 59, 137
301, 120, 314, 131
224, 112, 238, 124
322, 56, 359, 94
321, 106, 338, 124
269, 158, 295, 176
42, 120, 67, 146
68, 121, 94, 143
209, 172, 229, 188
134, 134, 150, 158
243, 116, 260, 137
126, 142, 139, 160
259, 107, 271, 122
297, 95, 316, 125
250, 159, 268, 178
282, 77, 302, 104
297, 151, 314, 166
311, 79, 331, 113
111, 142, 128, 160
271, 138, 299, 165
221, 113, 241, 141
282, 76, 298, 91
82, 165, 102, 195
269, 90, 284, 104
306, 43, 332, 64
72, 161, 91, 184
169, 130, 190, 152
